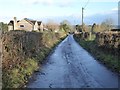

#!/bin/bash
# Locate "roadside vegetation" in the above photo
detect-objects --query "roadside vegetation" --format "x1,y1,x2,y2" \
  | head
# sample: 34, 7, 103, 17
74, 18, 120, 73
74, 33, 119, 73
2, 19, 73, 88
2, 24, 67, 88
0, 22, 8, 32
2, 17, 119, 88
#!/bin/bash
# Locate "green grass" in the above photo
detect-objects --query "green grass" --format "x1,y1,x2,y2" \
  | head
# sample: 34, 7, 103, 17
74, 34, 119, 73
3, 58, 39, 88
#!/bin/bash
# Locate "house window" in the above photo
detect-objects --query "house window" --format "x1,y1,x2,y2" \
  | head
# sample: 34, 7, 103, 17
20, 25, 24, 27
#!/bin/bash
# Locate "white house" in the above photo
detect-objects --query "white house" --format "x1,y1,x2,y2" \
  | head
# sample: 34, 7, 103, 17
8, 17, 43, 32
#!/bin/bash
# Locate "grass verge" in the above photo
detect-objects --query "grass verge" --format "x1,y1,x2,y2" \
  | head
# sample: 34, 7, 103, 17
74, 34, 120, 73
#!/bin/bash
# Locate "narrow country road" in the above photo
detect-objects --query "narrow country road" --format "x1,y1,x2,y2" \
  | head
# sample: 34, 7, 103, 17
27, 34, 118, 88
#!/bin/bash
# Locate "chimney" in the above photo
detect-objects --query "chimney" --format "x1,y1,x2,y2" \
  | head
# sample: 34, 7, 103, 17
13, 17, 18, 30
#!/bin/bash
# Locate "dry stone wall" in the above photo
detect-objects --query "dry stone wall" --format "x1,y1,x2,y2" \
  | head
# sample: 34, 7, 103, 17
96, 31, 120, 55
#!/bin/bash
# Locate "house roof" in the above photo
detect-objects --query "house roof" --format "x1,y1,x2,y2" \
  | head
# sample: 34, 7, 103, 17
38, 21, 42, 25
31, 21, 36, 25
8, 20, 14, 25
24, 18, 42, 25
8, 18, 42, 26
24, 18, 34, 25
24, 18, 40, 25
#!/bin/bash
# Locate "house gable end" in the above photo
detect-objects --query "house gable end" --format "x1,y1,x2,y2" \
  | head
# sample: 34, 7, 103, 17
17, 19, 33, 31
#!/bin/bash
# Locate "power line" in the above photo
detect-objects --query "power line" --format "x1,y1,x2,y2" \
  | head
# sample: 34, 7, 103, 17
83, 0, 90, 9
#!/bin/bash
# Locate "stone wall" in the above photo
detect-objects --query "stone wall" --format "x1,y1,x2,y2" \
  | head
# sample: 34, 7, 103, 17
95, 31, 120, 55
74, 32, 90, 40
74, 31, 120, 55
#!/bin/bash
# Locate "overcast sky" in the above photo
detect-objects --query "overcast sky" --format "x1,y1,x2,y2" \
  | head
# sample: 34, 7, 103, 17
0, 0, 119, 25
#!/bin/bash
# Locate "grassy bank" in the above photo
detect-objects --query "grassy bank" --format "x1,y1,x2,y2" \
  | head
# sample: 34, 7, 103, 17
74, 34, 119, 73
2, 30, 66, 88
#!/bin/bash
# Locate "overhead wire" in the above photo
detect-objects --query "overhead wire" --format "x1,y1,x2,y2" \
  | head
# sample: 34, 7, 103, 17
83, 0, 90, 9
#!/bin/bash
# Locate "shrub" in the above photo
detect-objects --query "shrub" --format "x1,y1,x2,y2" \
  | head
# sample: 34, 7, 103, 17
2, 30, 67, 88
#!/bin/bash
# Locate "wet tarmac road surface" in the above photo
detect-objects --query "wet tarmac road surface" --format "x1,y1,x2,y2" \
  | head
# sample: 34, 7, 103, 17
27, 34, 119, 88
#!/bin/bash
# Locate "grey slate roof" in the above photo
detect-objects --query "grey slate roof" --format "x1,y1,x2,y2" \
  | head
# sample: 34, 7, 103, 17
24, 18, 42, 25
8, 20, 14, 25
24, 18, 35, 25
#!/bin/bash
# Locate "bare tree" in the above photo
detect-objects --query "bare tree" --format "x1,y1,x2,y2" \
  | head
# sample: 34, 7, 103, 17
45, 20, 59, 31
100, 18, 114, 31
60, 20, 72, 33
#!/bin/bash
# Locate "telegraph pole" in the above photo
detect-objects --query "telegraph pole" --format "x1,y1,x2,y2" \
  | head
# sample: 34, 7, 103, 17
82, 7, 84, 31
81, 0, 89, 32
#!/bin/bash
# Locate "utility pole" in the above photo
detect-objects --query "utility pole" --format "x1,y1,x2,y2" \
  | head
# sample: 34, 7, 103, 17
118, 1, 120, 29
81, 0, 89, 31
82, 7, 84, 32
